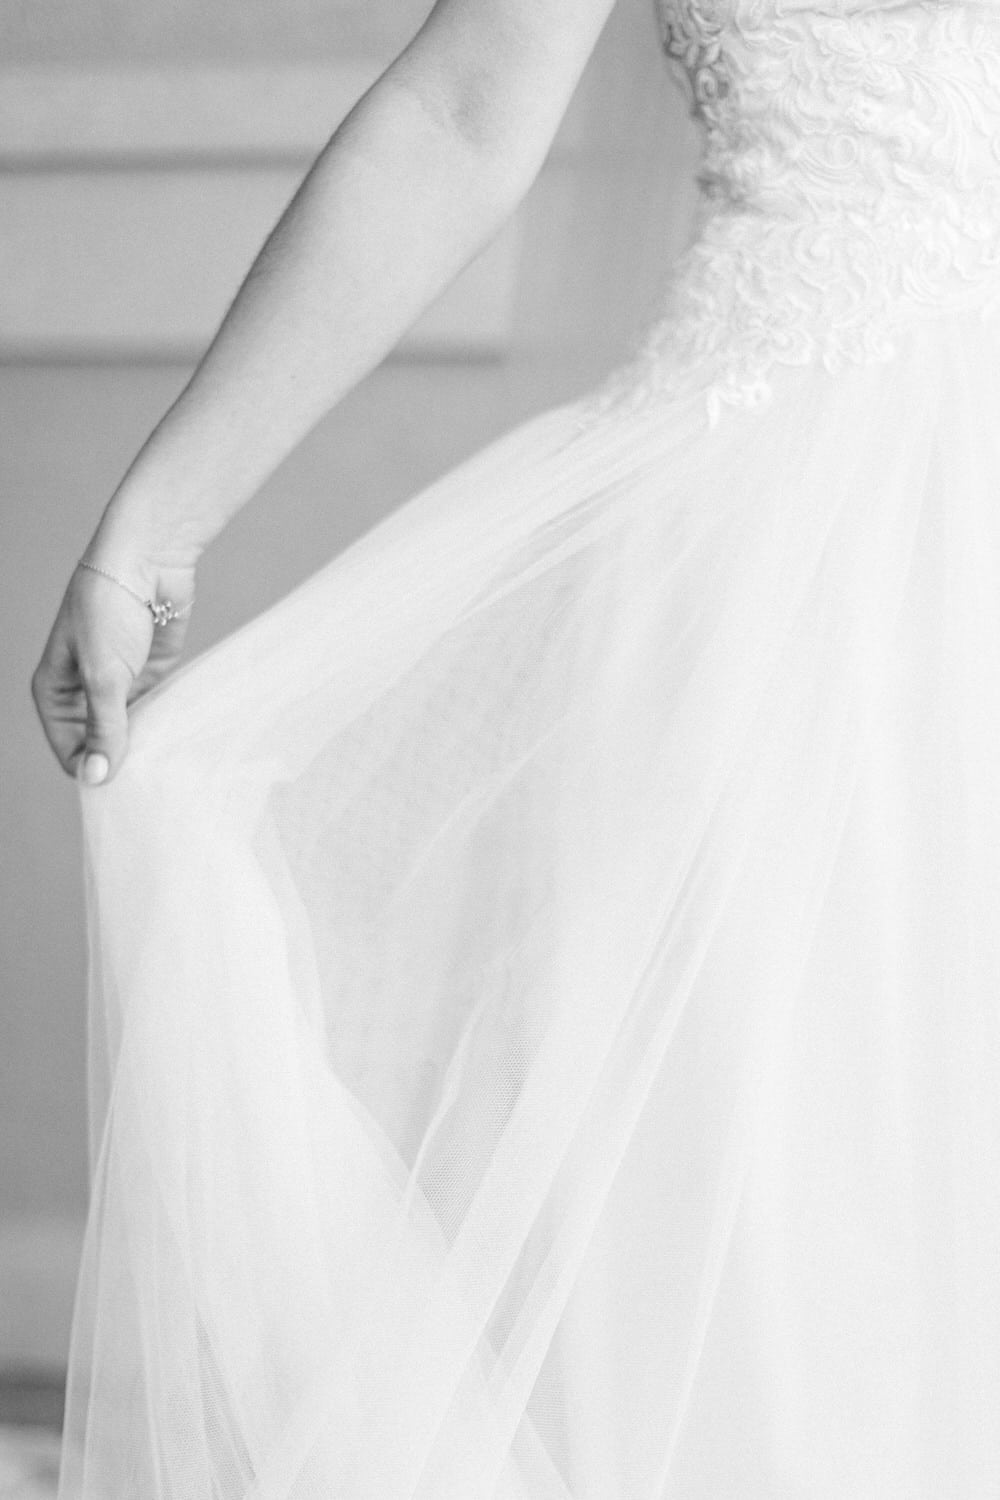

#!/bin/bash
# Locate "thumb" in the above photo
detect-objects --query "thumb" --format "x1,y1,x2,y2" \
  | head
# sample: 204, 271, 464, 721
79, 662, 132, 786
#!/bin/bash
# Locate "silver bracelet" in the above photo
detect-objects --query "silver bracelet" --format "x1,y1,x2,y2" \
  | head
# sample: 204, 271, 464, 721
76, 559, 193, 628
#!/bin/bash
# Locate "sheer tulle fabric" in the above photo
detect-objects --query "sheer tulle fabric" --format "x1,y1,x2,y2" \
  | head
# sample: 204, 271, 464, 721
63, 308, 1000, 1499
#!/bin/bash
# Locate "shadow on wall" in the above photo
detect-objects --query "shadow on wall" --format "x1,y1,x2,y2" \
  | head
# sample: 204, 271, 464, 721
0, 1368, 63, 1500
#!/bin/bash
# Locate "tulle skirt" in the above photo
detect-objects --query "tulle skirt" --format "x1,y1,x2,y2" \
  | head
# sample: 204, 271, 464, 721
64, 305, 1000, 1498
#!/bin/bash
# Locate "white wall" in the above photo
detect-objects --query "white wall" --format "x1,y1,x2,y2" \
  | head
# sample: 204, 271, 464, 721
0, 0, 698, 1373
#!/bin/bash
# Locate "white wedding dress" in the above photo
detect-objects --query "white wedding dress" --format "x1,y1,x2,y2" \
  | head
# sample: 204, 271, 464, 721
63, 1, 1000, 1496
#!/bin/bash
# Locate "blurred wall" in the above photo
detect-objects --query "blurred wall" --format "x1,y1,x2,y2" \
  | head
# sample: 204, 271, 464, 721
0, 0, 698, 1372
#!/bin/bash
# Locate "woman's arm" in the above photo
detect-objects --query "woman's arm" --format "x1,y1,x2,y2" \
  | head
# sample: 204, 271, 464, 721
96, 0, 621, 570
31, 0, 619, 784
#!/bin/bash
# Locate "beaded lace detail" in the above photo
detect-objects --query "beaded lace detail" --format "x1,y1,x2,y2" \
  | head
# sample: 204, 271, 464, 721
590, 0, 1000, 424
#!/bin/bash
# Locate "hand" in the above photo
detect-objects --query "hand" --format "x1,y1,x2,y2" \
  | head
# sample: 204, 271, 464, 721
31, 547, 196, 787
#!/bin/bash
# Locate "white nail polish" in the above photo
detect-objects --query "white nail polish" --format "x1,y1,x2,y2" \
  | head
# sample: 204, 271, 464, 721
81, 754, 110, 786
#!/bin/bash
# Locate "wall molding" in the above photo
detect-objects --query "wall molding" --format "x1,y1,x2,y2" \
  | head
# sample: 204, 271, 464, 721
0, 62, 583, 362
0, 63, 381, 166
0, 165, 525, 362
0, 63, 590, 166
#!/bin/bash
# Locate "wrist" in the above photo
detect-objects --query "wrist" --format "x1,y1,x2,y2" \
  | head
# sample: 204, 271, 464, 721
96, 476, 216, 578
75, 558, 194, 628
84, 489, 203, 608
98, 400, 239, 571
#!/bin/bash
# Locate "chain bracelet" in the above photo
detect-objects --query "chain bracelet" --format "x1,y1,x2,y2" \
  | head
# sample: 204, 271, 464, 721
76, 559, 193, 628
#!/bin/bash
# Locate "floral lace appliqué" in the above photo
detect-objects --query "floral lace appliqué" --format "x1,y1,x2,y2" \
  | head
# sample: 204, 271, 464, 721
587, 0, 1000, 427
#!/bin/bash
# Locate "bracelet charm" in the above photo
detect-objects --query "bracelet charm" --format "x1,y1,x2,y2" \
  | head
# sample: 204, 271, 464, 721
76, 559, 193, 628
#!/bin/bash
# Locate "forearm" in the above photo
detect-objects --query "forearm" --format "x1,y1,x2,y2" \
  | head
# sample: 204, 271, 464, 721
33, 0, 618, 787
97, 72, 532, 568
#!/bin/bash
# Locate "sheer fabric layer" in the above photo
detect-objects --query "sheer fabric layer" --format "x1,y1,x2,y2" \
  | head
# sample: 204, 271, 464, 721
65, 307, 1000, 1499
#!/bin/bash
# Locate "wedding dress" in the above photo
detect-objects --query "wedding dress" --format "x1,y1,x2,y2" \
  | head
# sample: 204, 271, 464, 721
62, 0, 1000, 1495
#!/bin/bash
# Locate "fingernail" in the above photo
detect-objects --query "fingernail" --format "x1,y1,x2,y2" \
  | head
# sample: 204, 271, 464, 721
80, 754, 109, 786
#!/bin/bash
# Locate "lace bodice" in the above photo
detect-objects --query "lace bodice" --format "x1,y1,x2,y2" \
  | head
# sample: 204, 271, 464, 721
594, 0, 1000, 423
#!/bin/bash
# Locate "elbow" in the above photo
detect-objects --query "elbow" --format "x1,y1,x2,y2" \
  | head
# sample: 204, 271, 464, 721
383, 52, 554, 211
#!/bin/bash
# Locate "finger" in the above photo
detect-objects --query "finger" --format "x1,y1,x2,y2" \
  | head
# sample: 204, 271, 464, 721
79, 660, 133, 786
31, 639, 89, 778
